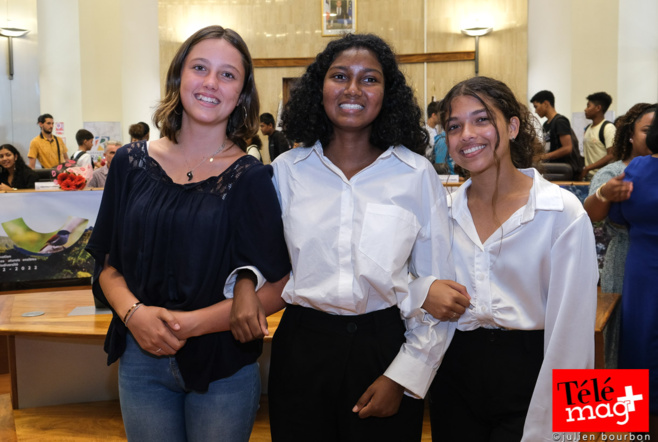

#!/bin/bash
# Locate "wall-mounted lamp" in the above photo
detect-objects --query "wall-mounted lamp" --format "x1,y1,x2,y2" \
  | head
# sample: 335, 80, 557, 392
0, 27, 29, 80
461, 26, 493, 76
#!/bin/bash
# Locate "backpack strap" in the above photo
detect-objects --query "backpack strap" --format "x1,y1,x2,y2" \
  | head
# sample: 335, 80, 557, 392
598, 120, 611, 145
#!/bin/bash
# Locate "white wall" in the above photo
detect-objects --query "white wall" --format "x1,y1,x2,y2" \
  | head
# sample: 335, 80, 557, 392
0, 0, 40, 157
527, 0, 572, 115
37, 0, 83, 155
119, 0, 160, 142
528, 0, 658, 121
617, 0, 658, 114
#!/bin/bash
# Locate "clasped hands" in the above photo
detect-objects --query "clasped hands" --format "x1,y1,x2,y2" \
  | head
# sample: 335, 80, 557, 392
124, 305, 199, 357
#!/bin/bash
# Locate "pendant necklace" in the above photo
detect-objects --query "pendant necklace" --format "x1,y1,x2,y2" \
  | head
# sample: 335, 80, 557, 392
184, 139, 228, 181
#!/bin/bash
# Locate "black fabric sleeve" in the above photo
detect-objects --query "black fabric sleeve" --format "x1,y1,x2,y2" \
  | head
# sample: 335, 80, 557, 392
85, 146, 129, 306
231, 164, 291, 282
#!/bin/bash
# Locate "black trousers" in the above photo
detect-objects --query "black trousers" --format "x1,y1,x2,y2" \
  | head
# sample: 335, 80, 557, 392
429, 328, 544, 442
268, 304, 424, 442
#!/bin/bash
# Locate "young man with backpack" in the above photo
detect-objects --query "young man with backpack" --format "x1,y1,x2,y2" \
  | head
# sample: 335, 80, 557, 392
582, 92, 616, 180
531, 90, 583, 180
72, 129, 94, 169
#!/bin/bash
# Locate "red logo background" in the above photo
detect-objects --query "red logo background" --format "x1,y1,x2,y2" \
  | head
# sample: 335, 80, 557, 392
553, 369, 649, 432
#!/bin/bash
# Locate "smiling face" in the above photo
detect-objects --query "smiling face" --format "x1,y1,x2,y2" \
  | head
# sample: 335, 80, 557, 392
179, 38, 245, 129
0, 148, 17, 171
445, 94, 519, 176
322, 48, 384, 135
630, 111, 655, 158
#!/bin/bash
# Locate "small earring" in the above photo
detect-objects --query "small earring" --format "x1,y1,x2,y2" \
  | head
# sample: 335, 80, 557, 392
510, 136, 516, 142
629, 138, 633, 143
242, 105, 248, 123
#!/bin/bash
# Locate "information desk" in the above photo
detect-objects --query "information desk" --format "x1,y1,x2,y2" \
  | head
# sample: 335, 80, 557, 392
0, 288, 282, 409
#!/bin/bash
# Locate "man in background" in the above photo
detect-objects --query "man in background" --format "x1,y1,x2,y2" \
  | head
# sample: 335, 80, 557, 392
582, 92, 616, 180
531, 90, 583, 179
28, 113, 69, 169
260, 113, 290, 162
87, 140, 120, 188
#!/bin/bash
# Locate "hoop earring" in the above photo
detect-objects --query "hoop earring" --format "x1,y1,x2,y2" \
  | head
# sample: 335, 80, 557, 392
242, 105, 247, 124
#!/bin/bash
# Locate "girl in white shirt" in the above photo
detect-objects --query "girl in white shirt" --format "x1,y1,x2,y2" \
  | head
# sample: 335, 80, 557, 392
424, 77, 598, 442
232, 33, 470, 441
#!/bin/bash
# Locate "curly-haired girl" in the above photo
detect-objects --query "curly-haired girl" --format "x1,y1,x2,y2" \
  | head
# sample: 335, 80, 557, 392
234, 33, 468, 441
584, 103, 656, 293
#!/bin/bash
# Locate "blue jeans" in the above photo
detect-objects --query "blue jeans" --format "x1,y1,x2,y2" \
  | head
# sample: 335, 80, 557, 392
119, 333, 261, 442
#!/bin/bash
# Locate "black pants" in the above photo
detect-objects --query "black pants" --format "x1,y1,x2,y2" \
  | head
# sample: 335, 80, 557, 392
268, 304, 424, 442
429, 328, 544, 442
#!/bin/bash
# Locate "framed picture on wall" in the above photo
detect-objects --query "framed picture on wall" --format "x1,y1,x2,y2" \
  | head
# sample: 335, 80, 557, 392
322, 0, 356, 36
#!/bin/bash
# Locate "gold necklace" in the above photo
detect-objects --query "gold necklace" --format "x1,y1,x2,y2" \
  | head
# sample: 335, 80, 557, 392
184, 139, 228, 181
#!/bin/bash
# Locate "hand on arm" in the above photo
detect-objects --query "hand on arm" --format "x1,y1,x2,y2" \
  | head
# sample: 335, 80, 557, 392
98, 257, 185, 356
421, 279, 470, 321
167, 273, 289, 343
583, 172, 632, 222
352, 375, 405, 418
230, 270, 268, 343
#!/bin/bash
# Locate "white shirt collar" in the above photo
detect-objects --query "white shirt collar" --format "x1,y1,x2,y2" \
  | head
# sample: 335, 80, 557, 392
293, 140, 419, 169
449, 168, 564, 224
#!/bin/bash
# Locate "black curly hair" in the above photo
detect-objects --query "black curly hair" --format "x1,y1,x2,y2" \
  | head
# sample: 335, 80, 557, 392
281, 33, 428, 154
439, 76, 542, 170
611, 103, 656, 161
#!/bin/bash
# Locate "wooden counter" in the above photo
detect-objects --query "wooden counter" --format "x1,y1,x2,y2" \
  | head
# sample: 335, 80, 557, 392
0, 288, 283, 409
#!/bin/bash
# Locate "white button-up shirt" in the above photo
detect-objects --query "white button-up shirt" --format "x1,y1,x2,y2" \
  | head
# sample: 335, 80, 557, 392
271, 141, 455, 398
416, 168, 598, 442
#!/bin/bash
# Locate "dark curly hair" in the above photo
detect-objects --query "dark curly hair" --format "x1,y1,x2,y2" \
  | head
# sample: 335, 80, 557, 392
281, 33, 428, 154
439, 76, 543, 170
612, 103, 656, 161
153, 25, 259, 150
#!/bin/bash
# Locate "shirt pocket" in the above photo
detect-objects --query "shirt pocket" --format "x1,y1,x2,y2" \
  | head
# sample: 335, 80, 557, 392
358, 203, 420, 272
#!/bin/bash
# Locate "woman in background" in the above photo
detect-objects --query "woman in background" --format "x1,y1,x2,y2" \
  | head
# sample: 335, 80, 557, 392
0, 144, 37, 190
584, 103, 655, 294
609, 108, 658, 439
424, 76, 597, 442
86, 26, 289, 442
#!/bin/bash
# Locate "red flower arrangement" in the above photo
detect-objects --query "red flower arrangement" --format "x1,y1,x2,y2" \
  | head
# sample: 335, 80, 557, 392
52, 160, 92, 191
56, 171, 87, 190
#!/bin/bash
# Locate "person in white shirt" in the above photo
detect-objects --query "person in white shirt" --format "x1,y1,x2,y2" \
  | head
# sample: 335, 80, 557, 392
425, 100, 440, 160
72, 129, 94, 170
420, 76, 598, 442
232, 33, 470, 441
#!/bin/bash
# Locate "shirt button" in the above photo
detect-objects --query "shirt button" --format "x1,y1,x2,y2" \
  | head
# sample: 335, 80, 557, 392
476, 273, 484, 281
346, 322, 357, 333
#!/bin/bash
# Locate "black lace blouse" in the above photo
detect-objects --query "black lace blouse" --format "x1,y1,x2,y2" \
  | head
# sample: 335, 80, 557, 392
86, 141, 290, 392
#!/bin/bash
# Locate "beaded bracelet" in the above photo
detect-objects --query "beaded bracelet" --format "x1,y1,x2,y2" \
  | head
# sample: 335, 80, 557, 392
123, 302, 143, 325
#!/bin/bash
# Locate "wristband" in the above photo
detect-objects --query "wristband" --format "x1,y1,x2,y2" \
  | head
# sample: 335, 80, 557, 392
595, 184, 609, 203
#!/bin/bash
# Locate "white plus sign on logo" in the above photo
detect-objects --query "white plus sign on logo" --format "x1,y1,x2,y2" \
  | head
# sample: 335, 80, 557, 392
617, 385, 643, 412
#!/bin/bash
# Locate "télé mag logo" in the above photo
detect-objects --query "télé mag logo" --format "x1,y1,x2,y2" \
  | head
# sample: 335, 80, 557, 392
553, 369, 649, 432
